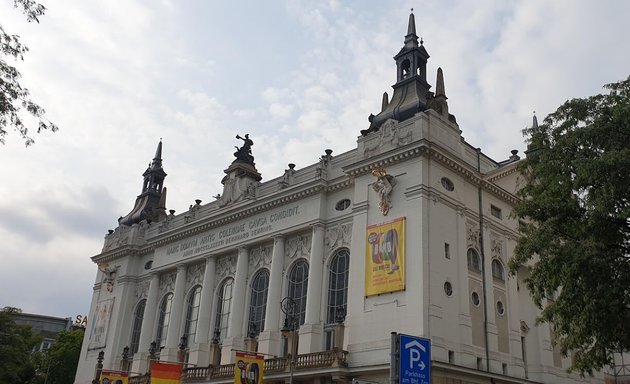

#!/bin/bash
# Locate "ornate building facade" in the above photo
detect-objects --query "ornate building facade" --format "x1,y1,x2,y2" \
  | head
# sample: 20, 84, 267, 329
74, 12, 603, 384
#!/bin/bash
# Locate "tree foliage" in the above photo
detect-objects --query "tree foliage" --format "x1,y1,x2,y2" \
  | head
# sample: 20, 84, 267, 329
0, 0, 58, 146
510, 76, 630, 374
38, 328, 85, 384
0, 307, 43, 383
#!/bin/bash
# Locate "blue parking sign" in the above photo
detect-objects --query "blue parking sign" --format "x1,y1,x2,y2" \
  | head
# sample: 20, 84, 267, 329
399, 334, 431, 384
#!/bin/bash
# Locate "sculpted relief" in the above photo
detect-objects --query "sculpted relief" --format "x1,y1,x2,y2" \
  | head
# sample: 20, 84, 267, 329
285, 233, 311, 261
325, 222, 353, 251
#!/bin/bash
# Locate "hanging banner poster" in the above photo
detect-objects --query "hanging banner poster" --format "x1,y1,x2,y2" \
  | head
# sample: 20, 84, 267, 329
150, 361, 182, 384
365, 217, 406, 296
100, 370, 129, 384
234, 351, 264, 384
88, 298, 114, 350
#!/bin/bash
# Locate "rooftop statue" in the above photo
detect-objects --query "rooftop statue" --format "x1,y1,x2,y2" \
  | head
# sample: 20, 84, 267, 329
234, 134, 255, 165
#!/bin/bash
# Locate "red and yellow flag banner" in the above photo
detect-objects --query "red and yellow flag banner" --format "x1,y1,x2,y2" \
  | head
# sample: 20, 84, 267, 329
234, 351, 264, 384
100, 370, 128, 384
365, 217, 406, 296
150, 361, 182, 384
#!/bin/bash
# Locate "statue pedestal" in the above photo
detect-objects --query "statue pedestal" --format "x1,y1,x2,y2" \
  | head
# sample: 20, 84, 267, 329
217, 161, 262, 207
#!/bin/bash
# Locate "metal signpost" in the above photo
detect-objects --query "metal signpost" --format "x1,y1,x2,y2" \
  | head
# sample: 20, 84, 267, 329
398, 334, 431, 384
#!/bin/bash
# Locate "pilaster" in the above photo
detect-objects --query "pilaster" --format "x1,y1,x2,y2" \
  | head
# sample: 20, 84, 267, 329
258, 236, 284, 356
222, 247, 248, 362
163, 264, 187, 361
193, 256, 216, 366
299, 224, 325, 353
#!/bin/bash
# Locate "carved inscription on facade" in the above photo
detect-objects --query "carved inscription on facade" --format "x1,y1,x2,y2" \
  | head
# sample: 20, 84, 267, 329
163, 205, 301, 260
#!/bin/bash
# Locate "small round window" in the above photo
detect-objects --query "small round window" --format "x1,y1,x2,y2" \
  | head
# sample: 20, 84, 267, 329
441, 177, 454, 191
144, 260, 153, 270
496, 300, 505, 316
444, 281, 453, 297
335, 199, 351, 211
471, 291, 480, 306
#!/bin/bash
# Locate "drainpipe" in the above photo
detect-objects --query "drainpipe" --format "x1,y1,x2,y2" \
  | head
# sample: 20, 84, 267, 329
477, 148, 491, 372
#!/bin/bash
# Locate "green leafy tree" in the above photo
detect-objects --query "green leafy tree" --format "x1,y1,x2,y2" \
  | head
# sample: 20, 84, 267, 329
0, 307, 43, 383
39, 328, 85, 384
1, 0, 58, 146
510, 76, 630, 374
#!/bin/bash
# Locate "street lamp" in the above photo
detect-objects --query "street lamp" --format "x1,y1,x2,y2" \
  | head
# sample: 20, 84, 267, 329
280, 297, 298, 384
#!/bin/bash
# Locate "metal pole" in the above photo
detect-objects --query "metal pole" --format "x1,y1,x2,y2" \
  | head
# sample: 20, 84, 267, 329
289, 336, 295, 384
281, 297, 298, 384
390, 332, 397, 384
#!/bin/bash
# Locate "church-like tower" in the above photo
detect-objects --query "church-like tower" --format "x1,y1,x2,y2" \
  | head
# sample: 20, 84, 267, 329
118, 140, 167, 226
363, 11, 433, 135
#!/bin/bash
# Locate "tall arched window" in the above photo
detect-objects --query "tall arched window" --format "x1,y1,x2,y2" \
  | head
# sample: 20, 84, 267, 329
492, 259, 505, 282
287, 259, 309, 326
183, 285, 202, 347
129, 299, 146, 355
467, 248, 481, 273
156, 293, 173, 350
214, 278, 234, 342
326, 248, 350, 324
248, 269, 269, 337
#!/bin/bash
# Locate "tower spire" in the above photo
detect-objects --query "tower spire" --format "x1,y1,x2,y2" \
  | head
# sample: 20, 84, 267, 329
405, 10, 419, 49
152, 139, 163, 167
119, 140, 168, 226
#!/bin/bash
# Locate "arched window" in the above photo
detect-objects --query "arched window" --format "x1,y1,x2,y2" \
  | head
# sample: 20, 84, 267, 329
156, 293, 173, 350
248, 269, 270, 337
129, 299, 146, 355
183, 285, 202, 347
214, 278, 234, 342
467, 248, 481, 273
492, 259, 505, 282
326, 248, 350, 324
287, 259, 309, 326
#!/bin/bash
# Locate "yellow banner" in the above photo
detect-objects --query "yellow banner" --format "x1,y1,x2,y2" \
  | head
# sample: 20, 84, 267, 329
365, 217, 406, 296
100, 370, 128, 384
235, 351, 264, 384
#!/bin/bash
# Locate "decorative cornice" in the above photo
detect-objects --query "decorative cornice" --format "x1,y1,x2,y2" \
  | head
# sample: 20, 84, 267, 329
487, 164, 520, 183
326, 178, 353, 192
343, 143, 428, 177
91, 247, 140, 264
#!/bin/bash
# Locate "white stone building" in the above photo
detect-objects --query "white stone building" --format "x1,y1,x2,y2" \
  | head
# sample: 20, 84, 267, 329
74, 12, 604, 384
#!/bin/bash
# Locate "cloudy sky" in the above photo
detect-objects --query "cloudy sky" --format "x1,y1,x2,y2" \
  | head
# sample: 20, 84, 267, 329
1, 0, 628, 319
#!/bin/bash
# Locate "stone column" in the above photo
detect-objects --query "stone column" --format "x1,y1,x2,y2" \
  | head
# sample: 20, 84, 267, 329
164, 264, 187, 360
258, 235, 284, 356
221, 247, 248, 363
190, 256, 216, 366
299, 224, 325, 354
132, 272, 159, 373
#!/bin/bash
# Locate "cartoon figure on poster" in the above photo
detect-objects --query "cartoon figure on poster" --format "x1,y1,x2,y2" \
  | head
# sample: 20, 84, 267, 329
368, 228, 399, 273
365, 217, 406, 296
